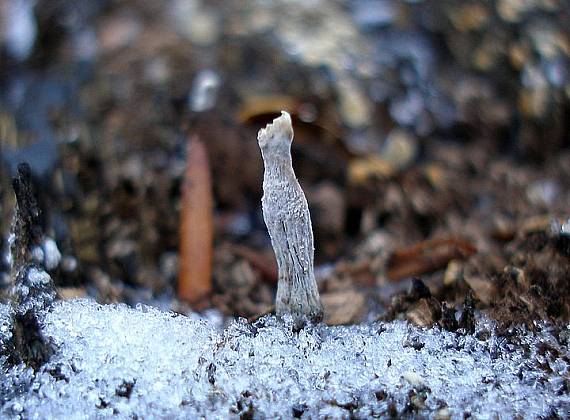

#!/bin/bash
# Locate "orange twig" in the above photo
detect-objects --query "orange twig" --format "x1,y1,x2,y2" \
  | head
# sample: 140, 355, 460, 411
387, 237, 476, 282
178, 135, 213, 304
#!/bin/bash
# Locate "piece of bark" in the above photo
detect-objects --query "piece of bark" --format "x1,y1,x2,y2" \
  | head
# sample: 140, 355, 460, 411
178, 135, 214, 304
10, 162, 42, 272
439, 302, 459, 332
387, 237, 477, 281
6, 163, 56, 369
458, 292, 476, 333
321, 290, 366, 325
406, 298, 442, 327
463, 274, 496, 305
258, 111, 323, 323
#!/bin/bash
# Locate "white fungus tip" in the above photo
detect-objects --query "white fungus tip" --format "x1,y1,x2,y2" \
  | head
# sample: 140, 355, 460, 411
257, 111, 293, 145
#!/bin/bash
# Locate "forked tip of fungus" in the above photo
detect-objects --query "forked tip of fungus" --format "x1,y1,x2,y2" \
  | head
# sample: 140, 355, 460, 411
257, 111, 293, 148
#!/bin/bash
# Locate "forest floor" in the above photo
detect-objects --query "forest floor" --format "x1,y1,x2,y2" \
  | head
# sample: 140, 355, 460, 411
0, 0, 569, 417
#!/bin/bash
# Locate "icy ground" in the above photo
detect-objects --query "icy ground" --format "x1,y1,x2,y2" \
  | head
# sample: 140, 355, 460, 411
0, 300, 569, 419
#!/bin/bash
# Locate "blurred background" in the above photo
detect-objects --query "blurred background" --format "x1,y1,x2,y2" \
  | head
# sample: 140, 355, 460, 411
1, 0, 569, 326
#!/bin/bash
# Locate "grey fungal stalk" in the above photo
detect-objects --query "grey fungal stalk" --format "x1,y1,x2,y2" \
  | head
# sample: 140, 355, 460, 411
258, 111, 323, 323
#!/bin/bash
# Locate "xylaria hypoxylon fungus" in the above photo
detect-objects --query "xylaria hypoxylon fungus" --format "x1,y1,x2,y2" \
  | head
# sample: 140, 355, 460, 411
257, 111, 323, 323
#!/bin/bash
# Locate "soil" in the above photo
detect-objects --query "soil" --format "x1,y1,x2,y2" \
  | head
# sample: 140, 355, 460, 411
1, 0, 570, 331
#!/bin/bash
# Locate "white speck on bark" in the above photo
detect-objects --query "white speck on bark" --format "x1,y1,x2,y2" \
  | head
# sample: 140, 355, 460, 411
258, 111, 323, 323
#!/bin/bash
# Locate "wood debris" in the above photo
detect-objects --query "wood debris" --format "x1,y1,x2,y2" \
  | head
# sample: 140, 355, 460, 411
387, 237, 477, 282
178, 135, 214, 305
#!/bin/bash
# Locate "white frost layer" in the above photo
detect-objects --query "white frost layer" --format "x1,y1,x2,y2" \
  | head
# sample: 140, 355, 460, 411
31, 237, 62, 271
0, 299, 569, 418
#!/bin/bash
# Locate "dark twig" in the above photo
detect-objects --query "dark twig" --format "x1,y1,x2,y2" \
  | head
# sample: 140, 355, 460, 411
5, 163, 56, 369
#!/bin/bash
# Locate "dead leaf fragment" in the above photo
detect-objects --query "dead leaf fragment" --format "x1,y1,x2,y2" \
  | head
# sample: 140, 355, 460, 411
322, 290, 366, 325
387, 237, 477, 281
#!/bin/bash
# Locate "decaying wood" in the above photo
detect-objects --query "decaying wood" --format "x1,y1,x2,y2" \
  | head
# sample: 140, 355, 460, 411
7, 163, 56, 369
258, 111, 323, 323
387, 237, 477, 282
178, 135, 214, 304
10, 163, 42, 272
321, 290, 366, 325
231, 244, 278, 284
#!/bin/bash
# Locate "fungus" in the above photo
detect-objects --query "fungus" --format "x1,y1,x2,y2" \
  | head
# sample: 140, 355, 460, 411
257, 111, 323, 324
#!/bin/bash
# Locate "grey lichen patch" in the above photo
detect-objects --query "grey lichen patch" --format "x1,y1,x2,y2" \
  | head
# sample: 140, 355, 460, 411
258, 111, 323, 324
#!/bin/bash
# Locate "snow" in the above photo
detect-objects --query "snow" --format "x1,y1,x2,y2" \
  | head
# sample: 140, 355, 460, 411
0, 299, 569, 418
8, 267, 55, 319
31, 238, 62, 272
41, 239, 61, 271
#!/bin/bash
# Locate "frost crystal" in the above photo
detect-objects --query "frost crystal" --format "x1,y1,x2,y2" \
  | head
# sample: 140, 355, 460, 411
0, 300, 568, 418
41, 238, 62, 271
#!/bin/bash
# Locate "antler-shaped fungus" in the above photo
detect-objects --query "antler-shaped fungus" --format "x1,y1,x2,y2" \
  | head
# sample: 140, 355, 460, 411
258, 111, 323, 323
